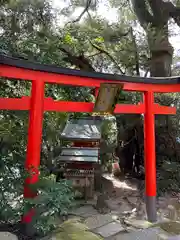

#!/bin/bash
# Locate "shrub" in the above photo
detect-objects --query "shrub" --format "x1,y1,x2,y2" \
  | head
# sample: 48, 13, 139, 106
0, 166, 74, 236
157, 160, 180, 196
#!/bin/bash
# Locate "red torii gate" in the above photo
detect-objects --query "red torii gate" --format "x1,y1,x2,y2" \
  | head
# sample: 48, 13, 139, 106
0, 54, 179, 224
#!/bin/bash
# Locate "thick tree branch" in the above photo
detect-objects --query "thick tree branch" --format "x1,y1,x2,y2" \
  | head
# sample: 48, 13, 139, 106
131, 0, 155, 26
90, 41, 125, 74
59, 46, 95, 71
147, 0, 165, 22
165, 1, 180, 27
147, 0, 180, 27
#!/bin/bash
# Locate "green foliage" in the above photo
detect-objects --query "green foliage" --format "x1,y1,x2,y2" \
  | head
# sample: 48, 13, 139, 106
101, 118, 117, 146
1, 0, 180, 234
0, 165, 74, 235
26, 169, 74, 235
100, 117, 117, 168
157, 161, 180, 195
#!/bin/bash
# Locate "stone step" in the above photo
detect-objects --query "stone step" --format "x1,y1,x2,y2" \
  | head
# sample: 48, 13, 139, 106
113, 227, 171, 240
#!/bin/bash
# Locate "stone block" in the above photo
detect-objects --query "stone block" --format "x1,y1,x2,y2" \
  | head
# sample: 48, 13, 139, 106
84, 213, 114, 229
72, 206, 98, 217
114, 227, 171, 240
94, 222, 125, 238
0, 232, 18, 240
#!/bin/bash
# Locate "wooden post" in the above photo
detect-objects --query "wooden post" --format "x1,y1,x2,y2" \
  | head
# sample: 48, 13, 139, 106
144, 91, 157, 222
22, 80, 44, 224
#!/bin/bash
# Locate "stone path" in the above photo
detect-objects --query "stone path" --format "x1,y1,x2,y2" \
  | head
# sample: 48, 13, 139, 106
50, 202, 180, 240
60, 174, 180, 240
71, 205, 125, 237
3, 174, 180, 240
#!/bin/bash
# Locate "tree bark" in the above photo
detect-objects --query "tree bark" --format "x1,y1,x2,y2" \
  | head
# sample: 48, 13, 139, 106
147, 25, 173, 77
131, 0, 180, 183
132, 0, 174, 77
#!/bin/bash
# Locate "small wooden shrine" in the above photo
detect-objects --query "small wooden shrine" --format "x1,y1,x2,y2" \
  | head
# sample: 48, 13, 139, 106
59, 116, 102, 199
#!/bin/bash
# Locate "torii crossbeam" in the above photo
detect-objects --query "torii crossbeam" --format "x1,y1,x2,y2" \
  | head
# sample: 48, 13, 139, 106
0, 54, 179, 224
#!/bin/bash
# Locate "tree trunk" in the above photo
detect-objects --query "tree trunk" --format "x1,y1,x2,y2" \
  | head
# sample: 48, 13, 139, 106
147, 24, 173, 77
115, 114, 143, 177
150, 51, 172, 77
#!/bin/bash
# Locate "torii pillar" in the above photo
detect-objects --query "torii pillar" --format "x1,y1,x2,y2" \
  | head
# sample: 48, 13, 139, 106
22, 80, 45, 224
144, 91, 157, 222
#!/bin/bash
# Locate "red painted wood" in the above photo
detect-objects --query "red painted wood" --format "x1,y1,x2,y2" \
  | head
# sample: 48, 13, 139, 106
0, 97, 176, 114
73, 142, 99, 147
64, 163, 97, 169
0, 96, 30, 110
153, 103, 176, 114
94, 87, 99, 97
21, 208, 35, 224
1, 65, 180, 93
0, 63, 178, 224
144, 91, 156, 197
23, 81, 44, 206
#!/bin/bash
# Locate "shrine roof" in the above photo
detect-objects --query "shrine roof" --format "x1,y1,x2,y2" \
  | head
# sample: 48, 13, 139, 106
0, 54, 180, 84
61, 117, 101, 140
58, 147, 99, 162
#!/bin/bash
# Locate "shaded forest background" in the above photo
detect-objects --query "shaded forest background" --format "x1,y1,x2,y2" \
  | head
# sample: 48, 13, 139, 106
1, 0, 180, 236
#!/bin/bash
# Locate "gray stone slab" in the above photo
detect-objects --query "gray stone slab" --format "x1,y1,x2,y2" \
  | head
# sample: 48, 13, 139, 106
168, 236, 180, 240
72, 205, 98, 218
127, 197, 138, 205
84, 213, 115, 229
0, 232, 18, 240
106, 198, 132, 213
95, 221, 125, 238
124, 219, 152, 229
114, 227, 171, 240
